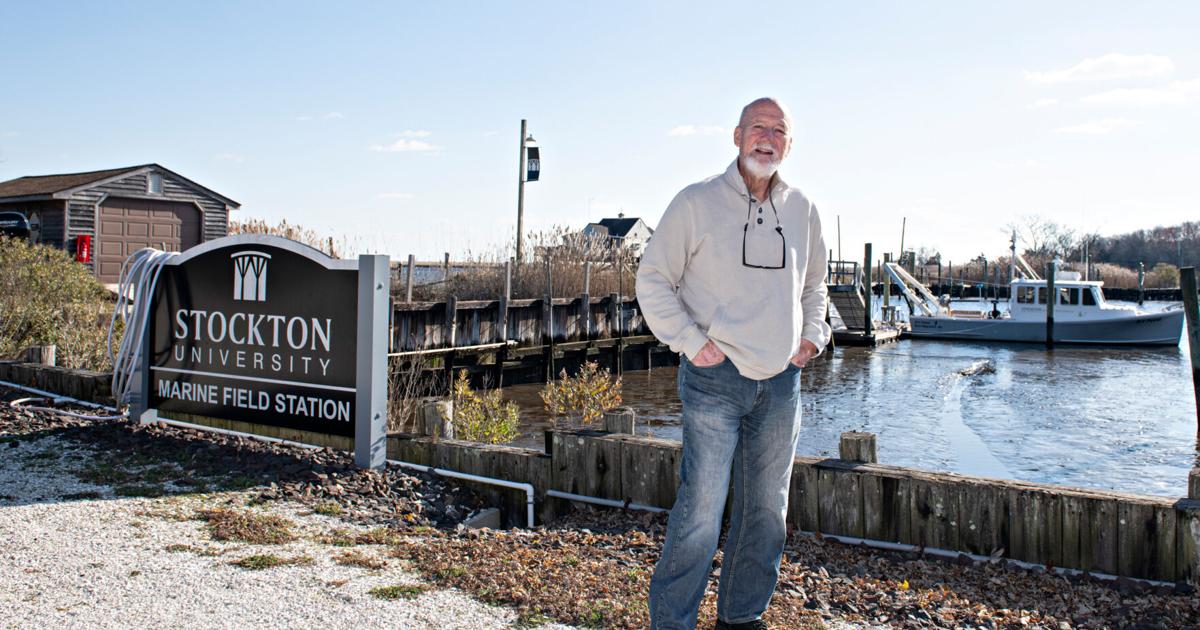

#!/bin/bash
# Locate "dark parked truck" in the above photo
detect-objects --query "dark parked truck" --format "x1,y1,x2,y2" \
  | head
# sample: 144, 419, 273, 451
0, 211, 31, 239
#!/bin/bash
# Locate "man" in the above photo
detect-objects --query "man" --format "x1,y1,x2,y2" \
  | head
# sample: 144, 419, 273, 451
636, 97, 830, 630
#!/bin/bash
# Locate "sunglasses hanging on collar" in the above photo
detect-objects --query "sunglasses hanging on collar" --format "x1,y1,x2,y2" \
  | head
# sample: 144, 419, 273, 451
742, 196, 786, 269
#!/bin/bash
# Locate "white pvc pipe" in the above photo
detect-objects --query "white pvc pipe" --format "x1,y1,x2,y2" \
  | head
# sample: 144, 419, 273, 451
157, 418, 321, 451
388, 458, 535, 528
0, 379, 117, 410
546, 489, 669, 514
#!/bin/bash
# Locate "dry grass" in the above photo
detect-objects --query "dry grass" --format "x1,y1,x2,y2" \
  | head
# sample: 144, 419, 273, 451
229, 218, 359, 259
400, 227, 639, 301
387, 355, 431, 434
368, 584, 429, 600
334, 549, 389, 570
317, 526, 401, 547
195, 508, 297, 544
230, 553, 315, 570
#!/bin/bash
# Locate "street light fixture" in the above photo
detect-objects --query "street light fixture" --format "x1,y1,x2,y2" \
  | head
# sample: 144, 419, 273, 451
516, 120, 541, 263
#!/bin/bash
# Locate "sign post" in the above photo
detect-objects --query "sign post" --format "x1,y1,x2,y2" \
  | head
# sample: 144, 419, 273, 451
355, 254, 389, 469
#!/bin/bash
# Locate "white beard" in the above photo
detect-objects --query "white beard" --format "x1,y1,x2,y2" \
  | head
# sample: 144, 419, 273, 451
741, 152, 780, 180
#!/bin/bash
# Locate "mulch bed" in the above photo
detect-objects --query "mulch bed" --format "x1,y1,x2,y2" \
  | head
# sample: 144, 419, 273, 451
4, 387, 1200, 629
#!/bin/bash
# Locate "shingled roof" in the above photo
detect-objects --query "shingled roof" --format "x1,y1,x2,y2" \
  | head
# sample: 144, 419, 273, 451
596, 217, 644, 238
0, 166, 144, 199
0, 164, 239, 206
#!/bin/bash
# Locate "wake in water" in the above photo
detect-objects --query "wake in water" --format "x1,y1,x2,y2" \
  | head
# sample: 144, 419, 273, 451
940, 360, 1010, 478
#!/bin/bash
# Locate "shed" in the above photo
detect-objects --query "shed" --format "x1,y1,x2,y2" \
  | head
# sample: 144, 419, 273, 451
0, 164, 239, 284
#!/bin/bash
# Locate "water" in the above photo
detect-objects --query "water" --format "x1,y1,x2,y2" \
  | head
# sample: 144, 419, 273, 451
502, 300, 1198, 498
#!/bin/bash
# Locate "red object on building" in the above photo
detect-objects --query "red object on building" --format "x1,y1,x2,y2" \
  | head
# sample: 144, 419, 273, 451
74, 235, 92, 263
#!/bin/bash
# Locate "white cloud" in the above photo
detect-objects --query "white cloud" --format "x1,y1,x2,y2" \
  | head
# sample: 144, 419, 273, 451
1081, 78, 1200, 106
376, 192, 414, 200
370, 130, 440, 152
1053, 118, 1139, 135
296, 112, 345, 121
1026, 98, 1059, 109
370, 139, 439, 152
1, 131, 17, 137
668, 124, 729, 137
215, 153, 245, 163
1024, 53, 1174, 84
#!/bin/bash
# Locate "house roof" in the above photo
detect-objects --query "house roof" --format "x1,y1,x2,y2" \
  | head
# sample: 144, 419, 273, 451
596, 217, 645, 238
0, 164, 240, 207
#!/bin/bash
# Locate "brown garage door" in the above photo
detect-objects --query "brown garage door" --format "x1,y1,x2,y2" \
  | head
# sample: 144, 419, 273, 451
97, 198, 201, 283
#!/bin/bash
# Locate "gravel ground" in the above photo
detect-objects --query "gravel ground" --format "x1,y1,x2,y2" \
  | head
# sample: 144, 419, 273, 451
0, 406, 576, 629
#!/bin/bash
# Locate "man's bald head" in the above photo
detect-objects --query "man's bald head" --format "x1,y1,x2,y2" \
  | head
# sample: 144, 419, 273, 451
738, 97, 793, 129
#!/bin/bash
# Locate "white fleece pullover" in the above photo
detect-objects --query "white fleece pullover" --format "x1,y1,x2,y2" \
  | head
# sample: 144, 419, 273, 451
635, 159, 831, 381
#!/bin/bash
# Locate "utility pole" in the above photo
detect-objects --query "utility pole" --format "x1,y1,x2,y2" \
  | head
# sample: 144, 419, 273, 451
516, 119, 528, 264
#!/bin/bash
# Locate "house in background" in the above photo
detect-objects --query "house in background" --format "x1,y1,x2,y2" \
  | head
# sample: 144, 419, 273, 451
0, 164, 238, 284
581, 214, 654, 257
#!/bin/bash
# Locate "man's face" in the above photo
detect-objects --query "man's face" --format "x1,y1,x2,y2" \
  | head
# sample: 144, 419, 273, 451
734, 102, 792, 179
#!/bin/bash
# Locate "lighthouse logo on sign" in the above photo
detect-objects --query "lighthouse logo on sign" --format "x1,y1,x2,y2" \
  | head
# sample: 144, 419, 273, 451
232, 251, 271, 301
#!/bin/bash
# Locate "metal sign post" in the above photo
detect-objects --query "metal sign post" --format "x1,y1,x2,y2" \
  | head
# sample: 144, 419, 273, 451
355, 254, 389, 469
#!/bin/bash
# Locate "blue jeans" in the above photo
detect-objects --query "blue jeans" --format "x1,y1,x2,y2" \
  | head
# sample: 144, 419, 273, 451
649, 356, 802, 629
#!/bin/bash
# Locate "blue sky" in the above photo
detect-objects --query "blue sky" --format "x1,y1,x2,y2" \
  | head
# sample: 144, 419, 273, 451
2, 1, 1197, 264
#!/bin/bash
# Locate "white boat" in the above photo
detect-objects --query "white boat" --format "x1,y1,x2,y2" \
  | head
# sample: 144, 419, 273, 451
886, 260, 1185, 347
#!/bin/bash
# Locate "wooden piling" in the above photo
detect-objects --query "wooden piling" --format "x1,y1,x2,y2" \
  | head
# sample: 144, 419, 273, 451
1191, 468, 1200, 500
405, 254, 415, 303
882, 253, 891, 314
838, 431, 877, 463
418, 400, 455, 440
863, 243, 873, 337
544, 262, 556, 380
24, 345, 56, 366
603, 408, 636, 434
1181, 267, 1200, 430
1045, 260, 1056, 348
444, 296, 458, 392
494, 261, 512, 388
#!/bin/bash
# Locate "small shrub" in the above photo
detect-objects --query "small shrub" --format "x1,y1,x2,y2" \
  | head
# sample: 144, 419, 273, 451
317, 526, 399, 547
0, 236, 120, 369
1147, 262, 1180, 289
334, 550, 388, 570
231, 554, 314, 570
196, 508, 296, 544
540, 361, 622, 428
451, 370, 520, 444
369, 584, 428, 600
313, 501, 344, 516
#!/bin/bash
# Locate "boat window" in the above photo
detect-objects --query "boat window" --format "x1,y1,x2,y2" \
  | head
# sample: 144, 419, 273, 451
1037, 287, 1047, 304
1083, 288, 1097, 306
1017, 286, 1036, 304
1063, 288, 1078, 304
